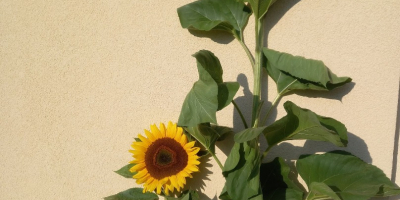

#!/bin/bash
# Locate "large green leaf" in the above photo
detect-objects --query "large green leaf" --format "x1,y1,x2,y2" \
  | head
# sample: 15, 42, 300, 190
178, 64, 218, 127
177, 0, 251, 39
223, 140, 262, 200
243, 0, 277, 19
164, 190, 200, 200
211, 125, 234, 141
234, 126, 267, 143
193, 50, 224, 84
297, 151, 400, 200
264, 189, 303, 200
185, 123, 221, 154
264, 101, 348, 147
306, 182, 341, 200
263, 48, 352, 95
114, 163, 136, 178
218, 82, 240, 110
178, 50, 239, 126
104, 188, 158, 200
260, 157, 303, 200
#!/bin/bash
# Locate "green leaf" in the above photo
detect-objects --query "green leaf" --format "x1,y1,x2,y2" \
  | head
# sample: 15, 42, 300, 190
177, 0, 251, 39
218, 82, 240, 110
244, 0, 277, 19
178, 60, 219, 127
104, 188, 158, 200
222, 142, 241, 173
263, 48, 352, 95
178, 50, 239, 126
260, 157, 303, 200
297, 151, 400, 200
264, 188, 303, 200
193, 50, 224, 84
164, 190, 200, 200
223, 140, 262, 200
260, 157, 301, 195
234, 126, 266, 143
185, 123, 221, 154
264, 101, 348, 147
211, 125, 234, 141
219, 185, 232, 200
306, 182, 341, 200
114, 164, 136, 178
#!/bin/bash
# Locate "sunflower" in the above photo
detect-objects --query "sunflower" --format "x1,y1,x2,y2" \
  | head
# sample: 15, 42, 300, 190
129, 121, 200, 195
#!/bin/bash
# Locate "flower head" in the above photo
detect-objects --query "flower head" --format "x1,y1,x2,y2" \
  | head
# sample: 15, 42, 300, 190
129, 122, 200, 195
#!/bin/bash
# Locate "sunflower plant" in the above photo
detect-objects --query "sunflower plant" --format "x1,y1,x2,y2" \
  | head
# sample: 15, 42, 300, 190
106, 0, 400, 200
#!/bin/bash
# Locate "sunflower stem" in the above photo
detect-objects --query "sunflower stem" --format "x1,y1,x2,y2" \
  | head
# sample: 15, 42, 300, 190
211, 152, 224, 170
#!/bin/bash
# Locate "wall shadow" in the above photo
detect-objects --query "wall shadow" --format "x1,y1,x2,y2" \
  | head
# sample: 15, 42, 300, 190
264, 0, 302, 47
188, 29, 235, 44
232, 73, 253, 132
263, 132, 371, 164
293, 82, 356, 102
183, 156, 214, 200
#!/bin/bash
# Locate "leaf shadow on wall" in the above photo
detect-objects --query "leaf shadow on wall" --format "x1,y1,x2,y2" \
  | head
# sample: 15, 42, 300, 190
264, 132, 372, 164
263, 0, 301, 48
188, 29, 235, 44
183, 156, 216, 200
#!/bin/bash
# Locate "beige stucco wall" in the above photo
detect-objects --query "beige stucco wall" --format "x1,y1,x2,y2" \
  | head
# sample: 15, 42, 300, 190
1, 0, 399, 199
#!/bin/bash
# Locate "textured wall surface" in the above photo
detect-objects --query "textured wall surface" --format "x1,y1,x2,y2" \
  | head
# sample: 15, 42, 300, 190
0, 0, 399, 199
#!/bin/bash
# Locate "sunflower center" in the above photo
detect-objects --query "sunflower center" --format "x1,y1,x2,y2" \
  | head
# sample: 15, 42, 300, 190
153, 145, 177, 168
145, 138, 188, 179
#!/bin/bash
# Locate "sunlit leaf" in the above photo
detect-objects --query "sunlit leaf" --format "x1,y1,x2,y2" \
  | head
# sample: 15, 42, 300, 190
178, 50, 239, 126
264, 101, 348, 147
104, 188, 158, 200
234, 126, 266, 143
185, 123, 221, 154
178, 0, 251, 39
297, 151, 400, 199
178, 55, 219, 127
263, 48, 352, 95
306, 182, 341, 200
218, 82, 240, 110
223, 140, 262, 200
242, 0, 277, 19
114, 164, 136, 178
164, 190, 200, 200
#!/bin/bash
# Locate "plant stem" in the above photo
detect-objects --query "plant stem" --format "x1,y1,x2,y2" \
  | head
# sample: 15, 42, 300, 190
239, 39, 255, 68
260, 93, 282, 125
211, 152, 224, 170
261, 79, 298, 126
261, 146, 272, 160
251, 19, 264, 128
232, 100, 249, 129
233, 31, 255, 68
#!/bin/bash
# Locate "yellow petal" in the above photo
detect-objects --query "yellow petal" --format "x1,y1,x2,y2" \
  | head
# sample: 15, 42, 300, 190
174, 129, 181, 142
151, 124, 163, 138
180, 134, 187, 146
169, 175, 180, 190
187, 165, 199, 172
184, 141, 196, 149
156, 184, 162, 194
136, 174, 150, 184
130, 162, 145, 172
177, 175, 186, 188
167, 121, 177, 138
144, 129, 156, 142
159, 123, 166, 136
132, 168, 148, 179
147, 179, 158, 192
137, 134, 151, 145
